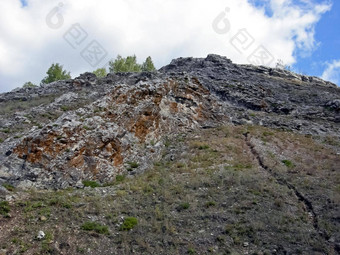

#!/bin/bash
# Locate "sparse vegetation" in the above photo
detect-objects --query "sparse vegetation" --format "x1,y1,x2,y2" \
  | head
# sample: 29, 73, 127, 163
115, 175, 125, 182
0, 125, 337, 254
0, 94, 58, 115
60, 105, 71, 111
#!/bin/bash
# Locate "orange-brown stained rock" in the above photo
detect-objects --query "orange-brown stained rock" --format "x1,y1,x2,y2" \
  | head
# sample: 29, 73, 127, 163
107, 141, 124, 167
113, 149, 123, 167
194, 104, 206, 121
13, 132, 67, 164
170, 102, 178, 113
69, 147, 86, 168
70, 153, 85, 168
131, 112, 160, 142
115, 94, 128, 104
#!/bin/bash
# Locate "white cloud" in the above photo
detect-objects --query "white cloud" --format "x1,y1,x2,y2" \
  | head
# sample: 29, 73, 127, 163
0, 0, 332, 92
322, 60, 340, 85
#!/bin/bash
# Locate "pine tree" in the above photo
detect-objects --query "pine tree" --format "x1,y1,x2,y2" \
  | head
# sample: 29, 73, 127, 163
41, 63, 71, 84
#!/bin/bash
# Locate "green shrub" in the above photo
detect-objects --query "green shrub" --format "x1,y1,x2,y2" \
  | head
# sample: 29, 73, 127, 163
82, 180, 101, 188
282, 159, 294, 168
177, 202, 190, 211
0, 201, 10, 216
81, 221, 109, 235
119, 217, 138, 231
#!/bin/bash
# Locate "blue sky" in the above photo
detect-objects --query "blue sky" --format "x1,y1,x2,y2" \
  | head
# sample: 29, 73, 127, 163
295, 0, 340, 77
0, 0, 339, 92
250, 0, 340, 79
20, 0, 27, 7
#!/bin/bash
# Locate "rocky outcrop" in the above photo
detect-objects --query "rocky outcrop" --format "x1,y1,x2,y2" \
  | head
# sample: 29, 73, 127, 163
0, 54, 339, 190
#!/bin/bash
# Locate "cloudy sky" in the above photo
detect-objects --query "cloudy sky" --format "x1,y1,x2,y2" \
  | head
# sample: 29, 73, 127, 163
0, 0, 339, 92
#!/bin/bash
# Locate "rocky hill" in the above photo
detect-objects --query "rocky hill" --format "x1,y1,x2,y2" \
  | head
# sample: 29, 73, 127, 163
0, 54, 339, 254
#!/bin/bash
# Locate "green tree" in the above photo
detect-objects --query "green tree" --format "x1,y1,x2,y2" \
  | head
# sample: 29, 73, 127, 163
109, 55, 142, 73
125, 55, 142, 72
23, 81, 37, 88
142, 56, 156, 72
41, 63, 71, 84
93, 68, 107, 78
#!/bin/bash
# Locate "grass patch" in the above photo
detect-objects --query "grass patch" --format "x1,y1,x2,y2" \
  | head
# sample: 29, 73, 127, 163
3, 183, 15, 192
1, 128, 10, 134
115, 175, 125, 182
119, 217, 138, 231
0, 201, 10, 217
191, 141, 210, 150
60, 105, 71, 112
127, 161, 139, 170
82, 180, 101, 188
81, 221, 109, 235
187, 248, 196, 254
0, 95, 58, 115
83, 125, 92, 131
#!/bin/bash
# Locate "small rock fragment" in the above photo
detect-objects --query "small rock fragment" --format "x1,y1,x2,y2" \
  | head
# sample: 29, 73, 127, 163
37, 231, 45, 240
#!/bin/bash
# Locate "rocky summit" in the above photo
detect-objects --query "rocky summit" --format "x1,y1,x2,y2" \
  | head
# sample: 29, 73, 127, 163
0, 54, 339, 254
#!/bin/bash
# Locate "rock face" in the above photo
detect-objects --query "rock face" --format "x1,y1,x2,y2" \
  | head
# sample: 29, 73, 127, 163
0, 54, 339, 189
